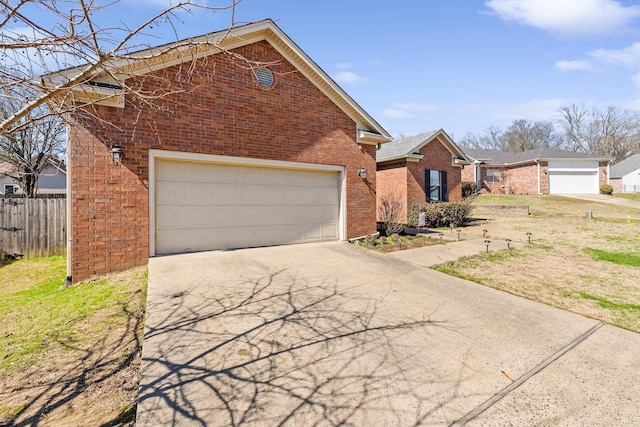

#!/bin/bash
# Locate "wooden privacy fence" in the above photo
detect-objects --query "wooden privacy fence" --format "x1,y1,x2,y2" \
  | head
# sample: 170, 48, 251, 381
0, 196, 66, 260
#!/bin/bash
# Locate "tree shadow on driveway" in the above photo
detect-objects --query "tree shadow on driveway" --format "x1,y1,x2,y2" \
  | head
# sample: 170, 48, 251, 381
136, 266, 473, 426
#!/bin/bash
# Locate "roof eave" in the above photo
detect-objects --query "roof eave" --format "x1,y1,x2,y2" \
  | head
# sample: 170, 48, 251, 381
358, 129, 392, 145
376, 154, 423, 164
42, 20, 392, 140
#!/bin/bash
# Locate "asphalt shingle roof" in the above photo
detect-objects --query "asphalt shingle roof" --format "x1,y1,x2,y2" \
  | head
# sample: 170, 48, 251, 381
462, 148, 608, 165
377, 130, 441, 161
610, 154, 640, 178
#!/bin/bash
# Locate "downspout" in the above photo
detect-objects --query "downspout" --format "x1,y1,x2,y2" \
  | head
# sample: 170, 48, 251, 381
536, 160, 542, 195
64, 123, 72, 286
607, 163, 610, 185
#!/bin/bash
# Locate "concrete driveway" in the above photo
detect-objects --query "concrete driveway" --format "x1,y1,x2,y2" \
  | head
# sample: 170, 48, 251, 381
137, 242, 640, 426
559, 193, 640, 210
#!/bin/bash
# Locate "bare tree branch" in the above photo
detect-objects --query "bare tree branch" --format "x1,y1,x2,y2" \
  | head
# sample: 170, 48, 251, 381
0, 0, 249, 136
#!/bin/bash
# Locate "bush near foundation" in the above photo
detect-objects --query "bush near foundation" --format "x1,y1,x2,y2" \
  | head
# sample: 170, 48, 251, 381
600, 184, 613, 195
462, 181, 477, 199
407, 200, 474, 228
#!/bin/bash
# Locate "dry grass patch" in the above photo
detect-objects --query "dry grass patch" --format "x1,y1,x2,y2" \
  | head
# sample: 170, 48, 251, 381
434, 195, 640, 332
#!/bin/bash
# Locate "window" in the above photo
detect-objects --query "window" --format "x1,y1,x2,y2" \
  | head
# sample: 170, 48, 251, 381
425, 169, 448, 202
486, 168, 501, 183
3, 184, 17, 195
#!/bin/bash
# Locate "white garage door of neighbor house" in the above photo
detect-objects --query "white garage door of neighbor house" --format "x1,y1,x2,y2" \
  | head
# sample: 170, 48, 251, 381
548, 171, 598, 194
548, 161, 599, 194
154, 159, 341, 255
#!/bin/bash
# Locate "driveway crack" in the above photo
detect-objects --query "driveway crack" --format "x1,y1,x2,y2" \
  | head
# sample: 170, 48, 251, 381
451, 322, 604, 426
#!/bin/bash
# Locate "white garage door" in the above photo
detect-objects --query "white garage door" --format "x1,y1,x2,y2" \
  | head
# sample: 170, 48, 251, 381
154, 158, 341, 254
548, 171, 598, 194
548, 161, 599, 194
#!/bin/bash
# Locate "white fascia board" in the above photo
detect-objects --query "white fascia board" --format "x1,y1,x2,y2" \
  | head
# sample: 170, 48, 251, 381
376, 154, 423, 164
357, 129, 391, 145
540, 157, 611, 163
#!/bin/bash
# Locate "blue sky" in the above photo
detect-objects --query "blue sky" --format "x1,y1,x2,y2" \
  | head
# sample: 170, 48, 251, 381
21, 0, 640, 140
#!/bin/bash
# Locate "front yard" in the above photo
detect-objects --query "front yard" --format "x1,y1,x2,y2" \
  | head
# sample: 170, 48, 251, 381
434, 195, 640, 332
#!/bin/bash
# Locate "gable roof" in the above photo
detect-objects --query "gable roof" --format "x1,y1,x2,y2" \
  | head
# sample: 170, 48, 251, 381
463, 148, 611, 166
377, 129, 470, 165
42, 19, 391, 145
0, 159, 66, 177
610, 153, 640, 178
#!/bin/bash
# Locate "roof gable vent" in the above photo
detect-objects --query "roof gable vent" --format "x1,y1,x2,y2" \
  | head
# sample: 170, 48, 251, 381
255, 68, 275, 87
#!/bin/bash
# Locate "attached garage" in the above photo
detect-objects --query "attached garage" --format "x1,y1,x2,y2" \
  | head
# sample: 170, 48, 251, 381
60, 20, 391, 283
151, 152, 344, 255
548, 161, 599, 194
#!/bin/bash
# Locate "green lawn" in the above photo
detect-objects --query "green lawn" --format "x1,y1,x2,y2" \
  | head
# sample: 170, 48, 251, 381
613, 193, 640, 202
0, 256, 147, 425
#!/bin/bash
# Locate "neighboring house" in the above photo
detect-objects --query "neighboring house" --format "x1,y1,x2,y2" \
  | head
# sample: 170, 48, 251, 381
461, 148, 610, 195
0, 160, 66, 195
45, 20, 392, 283
376, 129, 470, 223
610, 154, 640, 193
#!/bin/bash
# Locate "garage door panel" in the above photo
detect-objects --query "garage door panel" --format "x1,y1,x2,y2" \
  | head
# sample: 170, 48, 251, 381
322, 224, 338, 239
155, 159, 341, 254
156, 181, 187, 203
548, 171, 598, 194
156, 160, 186, 179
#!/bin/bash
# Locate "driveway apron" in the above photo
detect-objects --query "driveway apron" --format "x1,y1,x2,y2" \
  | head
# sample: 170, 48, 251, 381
137, 242, 640, 426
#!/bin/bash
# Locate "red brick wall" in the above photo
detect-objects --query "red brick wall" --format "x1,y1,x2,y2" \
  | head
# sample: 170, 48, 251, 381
376, 161, 408, 222
539, 162, 549, 194
461, 164, 475, 183
478, 162, 547, 195
599, 162, 609, 188
69, 40, 377, 282
610, 177, 622, 192
503, 164, 540, 195
406, 138, 462, 204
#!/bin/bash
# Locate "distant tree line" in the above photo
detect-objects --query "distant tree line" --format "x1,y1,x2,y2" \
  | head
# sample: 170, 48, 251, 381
459, 104, 640, 163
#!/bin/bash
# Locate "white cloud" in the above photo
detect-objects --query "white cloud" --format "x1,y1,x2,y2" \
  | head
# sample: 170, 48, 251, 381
382, 102, 441, 120
335, 62, 353, 69
555, 60, 595, 71
590, 43, 640, 68
485, 0, 640, 36
333, 71, 365, 84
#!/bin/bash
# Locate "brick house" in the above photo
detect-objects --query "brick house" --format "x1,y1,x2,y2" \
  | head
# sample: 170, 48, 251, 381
461, 148, 610, 195
376, 129, 470, 223
45, 20, 391, 283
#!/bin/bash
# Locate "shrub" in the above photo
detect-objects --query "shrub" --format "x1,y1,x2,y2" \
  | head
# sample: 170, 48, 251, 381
378, 193, 404, 236
600, 184, 613, 195
461, 181, 477, 199
408, 200, 474, 228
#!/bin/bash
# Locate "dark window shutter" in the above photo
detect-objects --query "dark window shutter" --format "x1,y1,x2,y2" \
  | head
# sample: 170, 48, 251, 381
441, 171, 448, 202
425, 169, 431, 202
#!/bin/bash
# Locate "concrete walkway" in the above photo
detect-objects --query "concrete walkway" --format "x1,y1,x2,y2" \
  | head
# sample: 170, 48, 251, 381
388, 236, 513, 267
137, 242, 640, 426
